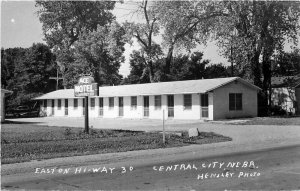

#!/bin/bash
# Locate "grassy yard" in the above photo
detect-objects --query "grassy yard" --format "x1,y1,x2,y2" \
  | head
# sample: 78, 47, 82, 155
228, 117, 300, 126
1, 124, 232, 164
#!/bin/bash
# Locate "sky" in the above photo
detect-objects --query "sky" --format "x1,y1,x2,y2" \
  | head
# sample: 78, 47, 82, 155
1, 1, 298, 77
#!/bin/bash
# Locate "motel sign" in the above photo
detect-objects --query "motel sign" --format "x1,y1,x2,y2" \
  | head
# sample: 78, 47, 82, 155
74, 76, 98, 134
74, 76, 98, 97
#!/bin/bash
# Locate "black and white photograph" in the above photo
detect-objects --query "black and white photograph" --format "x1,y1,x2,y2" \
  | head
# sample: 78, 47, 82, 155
1, 0, 300, 190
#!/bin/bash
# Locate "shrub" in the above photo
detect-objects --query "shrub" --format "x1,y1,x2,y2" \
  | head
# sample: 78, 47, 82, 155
63, 128, 72, 136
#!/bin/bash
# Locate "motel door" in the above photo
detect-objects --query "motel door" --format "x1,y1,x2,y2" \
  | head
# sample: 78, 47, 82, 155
99, 98, 103, 116
167, 95, 174, 117
82, 99, 85, 116
143, 96, 149, 117
51, 100, 54, 115
201, 94, 209, 118
65, 99, 68, 116
119, 97, 124, 117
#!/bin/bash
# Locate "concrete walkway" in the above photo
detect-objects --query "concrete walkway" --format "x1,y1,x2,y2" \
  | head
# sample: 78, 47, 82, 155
7, 117, 200, 131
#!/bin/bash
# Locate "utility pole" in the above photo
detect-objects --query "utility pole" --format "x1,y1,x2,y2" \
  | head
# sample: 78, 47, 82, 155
49, 67, 64, 90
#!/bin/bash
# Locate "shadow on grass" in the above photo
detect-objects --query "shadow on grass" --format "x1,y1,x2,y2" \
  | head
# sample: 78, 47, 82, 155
1, 120, 42, 125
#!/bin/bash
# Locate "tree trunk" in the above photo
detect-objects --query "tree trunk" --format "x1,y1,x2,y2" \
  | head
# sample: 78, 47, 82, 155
251, 51, 262, 87
165, 45, 174, 77
262, 49, 272, 113
148, 60, 155, 83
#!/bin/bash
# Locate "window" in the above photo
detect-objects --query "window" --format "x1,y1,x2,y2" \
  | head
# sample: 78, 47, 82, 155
184, 94, 192, 110
91, 98, 95, 109
109, 97, 114, 109
229, 93, 242, 111
74, 99, 78, 109
154, 95, 161, 110
58, 99, 61, 110
131, 96, 137, 109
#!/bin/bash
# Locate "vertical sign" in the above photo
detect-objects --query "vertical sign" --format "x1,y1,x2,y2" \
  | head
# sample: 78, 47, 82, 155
74, 76, 98, 133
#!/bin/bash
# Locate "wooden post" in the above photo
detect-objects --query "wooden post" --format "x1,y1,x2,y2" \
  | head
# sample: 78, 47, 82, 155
85, 96, 89, 134
163, 109, 165, 144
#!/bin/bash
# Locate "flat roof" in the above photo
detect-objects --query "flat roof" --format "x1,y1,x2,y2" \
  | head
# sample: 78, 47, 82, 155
34, 77, 260, 100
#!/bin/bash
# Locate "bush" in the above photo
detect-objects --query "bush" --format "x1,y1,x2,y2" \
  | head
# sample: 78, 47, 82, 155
63, 128, 72, 136
269, 105, 287, 116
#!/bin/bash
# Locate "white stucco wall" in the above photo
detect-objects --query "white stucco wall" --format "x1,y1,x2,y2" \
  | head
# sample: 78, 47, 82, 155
213, 81, 258, 119
39, 81, 258, 120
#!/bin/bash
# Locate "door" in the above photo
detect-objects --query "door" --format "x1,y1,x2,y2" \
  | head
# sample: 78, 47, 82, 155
65, 99, 68, 116
119, 97, 124, 117
51, 100, 54, 115
167, 95, 174, 117
201, 94, 209, 118
99, 98, 103, 116
82, 98, 85, 116
143, 96, 149, 117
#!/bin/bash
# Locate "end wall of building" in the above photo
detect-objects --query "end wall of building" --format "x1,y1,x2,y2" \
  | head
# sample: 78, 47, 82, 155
213, 81, 258, 120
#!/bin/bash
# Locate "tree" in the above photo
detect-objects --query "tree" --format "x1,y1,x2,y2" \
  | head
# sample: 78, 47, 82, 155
70, 22, 126, 86
36, 1, 115, 48
168, 52, 209, 81
273, 48, 300, 77
212, 1, 300, 114
122, 50, 152, 84
1, 47, 26, 89
124, 51, 217, 84
1, 44, 56, 108
36, 1, 118, 87
151, 1, 228, 80
204, 63, 231, 79
123, 0, 162, 83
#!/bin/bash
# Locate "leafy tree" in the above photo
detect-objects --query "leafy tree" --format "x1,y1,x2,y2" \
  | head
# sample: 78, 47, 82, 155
123, 0, 162, 83
36, 1, 119, 87
273, 48, 300, 77
122, 50, 151, 84
213, 1, 300, 114
124, 51, 228, 84
1, 47, 26, 89
36, 1, 115, 48
151, 1, 228, 79
70, 22, 126, 86
1, 44, 56, 108
204, 63, 231, 79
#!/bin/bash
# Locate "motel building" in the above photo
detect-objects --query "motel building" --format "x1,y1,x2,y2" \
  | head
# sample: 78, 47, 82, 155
34, 77, 261, 120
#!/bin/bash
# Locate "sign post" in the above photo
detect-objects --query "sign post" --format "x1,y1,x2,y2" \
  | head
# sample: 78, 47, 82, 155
163, 109, 165, 144
85, 96, 89, 133
74, 76, 98, 134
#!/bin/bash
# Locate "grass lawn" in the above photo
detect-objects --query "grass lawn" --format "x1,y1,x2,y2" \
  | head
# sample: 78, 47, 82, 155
229, 117, 300, 126
1, 124, 232, 164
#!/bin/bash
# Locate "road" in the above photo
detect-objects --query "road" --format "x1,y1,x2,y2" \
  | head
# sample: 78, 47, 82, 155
2, 145, 300, 190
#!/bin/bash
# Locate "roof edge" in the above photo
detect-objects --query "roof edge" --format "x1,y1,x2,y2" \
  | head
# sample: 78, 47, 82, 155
206, 77, 261, 92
